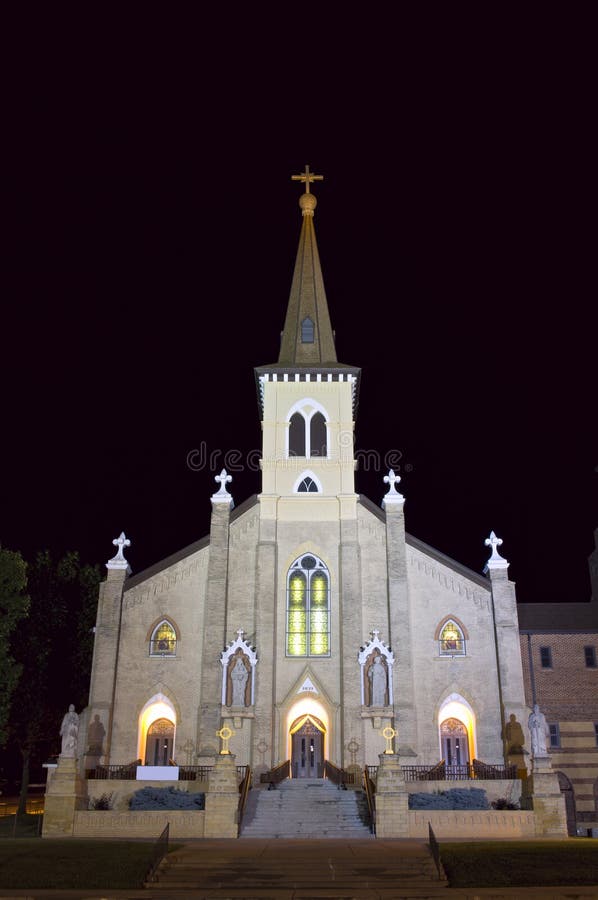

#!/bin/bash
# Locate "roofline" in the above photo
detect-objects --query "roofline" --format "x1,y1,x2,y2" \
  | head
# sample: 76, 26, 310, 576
357, 493, 491, 589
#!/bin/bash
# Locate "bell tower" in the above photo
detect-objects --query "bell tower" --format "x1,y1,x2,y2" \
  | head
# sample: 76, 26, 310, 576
254, 166, 361, 521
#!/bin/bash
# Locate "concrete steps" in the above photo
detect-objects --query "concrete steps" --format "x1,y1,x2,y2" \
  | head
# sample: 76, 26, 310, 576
239, 777, 374, 838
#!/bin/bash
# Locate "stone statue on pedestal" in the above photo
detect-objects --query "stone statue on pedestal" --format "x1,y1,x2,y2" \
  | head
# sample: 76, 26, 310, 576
528, 703, 550, 757
60, 704, 79, 758
368, 656, 387, 706
231, 657, 248, 706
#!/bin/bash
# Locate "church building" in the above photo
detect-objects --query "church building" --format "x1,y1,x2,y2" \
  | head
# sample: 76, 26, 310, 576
84, 168, 531, 782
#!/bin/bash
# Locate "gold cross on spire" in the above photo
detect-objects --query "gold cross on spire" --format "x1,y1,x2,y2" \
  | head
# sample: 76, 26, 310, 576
291, 164, 323, 193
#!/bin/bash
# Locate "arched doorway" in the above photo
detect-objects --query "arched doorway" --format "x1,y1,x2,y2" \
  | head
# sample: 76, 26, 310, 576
557, 771, 577, 836
290, 714, 325, 778
440, 717, 470, 770
145, 718, 175, 766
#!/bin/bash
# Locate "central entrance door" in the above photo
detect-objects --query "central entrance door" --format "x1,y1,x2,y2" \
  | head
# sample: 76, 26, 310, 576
440, 717, 469, 770
291, 715, 324, 778
145, 717, 174, 766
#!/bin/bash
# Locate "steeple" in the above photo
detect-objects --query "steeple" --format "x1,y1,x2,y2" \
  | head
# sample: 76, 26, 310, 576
255, 167, 360, 411
278, 166, 337, 367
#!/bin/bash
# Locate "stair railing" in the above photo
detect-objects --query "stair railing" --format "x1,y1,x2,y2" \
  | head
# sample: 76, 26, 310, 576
323, 759, 355, 789
237, 765, 252, 832
363, 765, 376, 834
260, 759, 290, 789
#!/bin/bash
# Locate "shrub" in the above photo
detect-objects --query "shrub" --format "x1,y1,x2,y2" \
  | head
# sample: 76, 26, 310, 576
409, 787, 490, 810
491, 797, 520, 810
90, 793, 113, 810
129, 786, 205, 810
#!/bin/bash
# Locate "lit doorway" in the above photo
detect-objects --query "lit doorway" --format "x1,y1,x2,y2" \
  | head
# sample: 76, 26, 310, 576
290, 715, 325, 778
145, 717, 174, 766
440, 717, 469, 768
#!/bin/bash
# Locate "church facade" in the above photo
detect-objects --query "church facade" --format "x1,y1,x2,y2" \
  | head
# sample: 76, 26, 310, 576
84, 171, 531, 781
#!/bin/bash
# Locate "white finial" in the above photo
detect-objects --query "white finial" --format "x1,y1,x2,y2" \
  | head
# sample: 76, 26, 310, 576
484, 530, 509, 573
371, 629, 381, 641
236, 628, 245, 641
106, 532, 131, 571
211, 468, 234, 507
382, 469, 404, 508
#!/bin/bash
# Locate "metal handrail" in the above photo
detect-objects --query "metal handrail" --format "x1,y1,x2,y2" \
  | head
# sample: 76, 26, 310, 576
260, 759, 290, 788
428, 822, 443, 880
237, 765, 252, 832
323, 760, 355, 789
145, 822, 170, 883
362, 766, 376, 834
402, 760, 517, 781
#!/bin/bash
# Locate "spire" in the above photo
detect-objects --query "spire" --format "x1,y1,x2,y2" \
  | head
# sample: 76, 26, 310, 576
277, 166, 338, 367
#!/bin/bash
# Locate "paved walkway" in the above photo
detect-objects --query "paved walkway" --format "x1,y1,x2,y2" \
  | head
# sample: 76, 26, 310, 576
0, 838, 597, 899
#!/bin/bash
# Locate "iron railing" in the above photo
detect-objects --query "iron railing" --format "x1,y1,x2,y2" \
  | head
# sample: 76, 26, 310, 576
363, 766, 376, 834
237, 766, 252, 832
428, 822, 443, 880
323, 760, 356, 789
89, 761, 141, 780
260, 759, 290, 789
144, 822, 170, 883
402, 760, 517, 781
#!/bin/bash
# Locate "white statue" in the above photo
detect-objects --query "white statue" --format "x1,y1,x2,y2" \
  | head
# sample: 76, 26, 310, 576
60, 704, 79, 758
231, 657, 248, 706
368, 656, 387, 706
528, 703, 550, 757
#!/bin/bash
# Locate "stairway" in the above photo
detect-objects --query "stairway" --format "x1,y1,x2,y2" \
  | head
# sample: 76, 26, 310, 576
239, 777, 373, 838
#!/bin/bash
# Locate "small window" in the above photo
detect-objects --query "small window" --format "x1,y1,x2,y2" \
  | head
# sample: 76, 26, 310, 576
301, 316, 315, 343
594, 723, 598, 747
297, 477, 319, 493
584, 646, 597, 668
540, 646, 552, 668
150, 620, 177, 656
439, 621, 466, 656
548, 723, 560, 749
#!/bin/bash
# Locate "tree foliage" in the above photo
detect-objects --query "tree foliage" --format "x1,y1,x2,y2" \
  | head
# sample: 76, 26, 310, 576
0, 547, 30, 746
8, 550, 100, 809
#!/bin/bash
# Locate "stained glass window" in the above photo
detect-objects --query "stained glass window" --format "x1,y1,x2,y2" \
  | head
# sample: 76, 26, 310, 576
150, 620, 177, 656
439, 621, 465, 656
286, 554, 330, 657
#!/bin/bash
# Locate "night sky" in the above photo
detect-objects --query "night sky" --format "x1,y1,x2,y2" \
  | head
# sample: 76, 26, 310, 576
4, 15, 597, 609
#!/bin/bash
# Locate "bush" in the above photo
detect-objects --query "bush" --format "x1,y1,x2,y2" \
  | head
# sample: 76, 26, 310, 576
89, 793, 113, 810
129, 786, 205, 810
409, 787, 490, 810
491, 797, 520, 810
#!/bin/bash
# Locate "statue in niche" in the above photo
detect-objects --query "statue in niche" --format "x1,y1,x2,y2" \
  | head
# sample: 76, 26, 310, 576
230, 655, 249, 707
59, 704, 79, 758
368, 655, 387, 706
528, 703, 550, 757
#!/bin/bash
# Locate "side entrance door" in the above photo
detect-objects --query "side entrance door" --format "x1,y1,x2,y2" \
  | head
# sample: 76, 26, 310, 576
292, 720, 324, 778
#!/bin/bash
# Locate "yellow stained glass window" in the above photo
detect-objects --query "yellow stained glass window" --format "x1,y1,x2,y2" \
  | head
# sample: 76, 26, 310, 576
286, 557, 330, 657
151, 621, 177, 655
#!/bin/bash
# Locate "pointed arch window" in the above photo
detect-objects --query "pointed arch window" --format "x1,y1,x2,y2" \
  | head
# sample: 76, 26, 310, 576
150, 620, 177, 656
289, 413, 306, 457
438, 620, 466, 656
310, 412, 327, 457
286, 554, 330, 657
301, 316, 315, 343
298, 477, 319, 493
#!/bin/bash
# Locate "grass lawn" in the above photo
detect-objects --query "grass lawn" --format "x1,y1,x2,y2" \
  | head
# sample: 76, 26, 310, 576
440, 840, 598, 888
0, 838, 180, 889
0, 814, 42, 838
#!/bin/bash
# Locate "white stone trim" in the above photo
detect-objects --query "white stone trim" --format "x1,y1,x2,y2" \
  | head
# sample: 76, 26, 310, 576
292, 470, 323, 494
220, 631, 258, 706
358, 631, 394, 706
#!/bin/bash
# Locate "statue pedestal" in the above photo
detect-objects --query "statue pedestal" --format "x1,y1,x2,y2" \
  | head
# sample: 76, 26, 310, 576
204, 753, 239, 838
42, 756, 87, 838
374, 753, 409, 838
524, 755, 568, 837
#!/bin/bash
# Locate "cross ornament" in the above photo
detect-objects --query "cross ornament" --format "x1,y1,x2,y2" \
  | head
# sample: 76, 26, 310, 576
371, 629, 381, 642
211, 468, 233, 506
381, 725, 397, 754
291, 164, 323, 194
383, 470, 401, 494
485, 531, 505, 561
216, 724, 235, 755
236, 629, 245, 641
107, 532, 131, 569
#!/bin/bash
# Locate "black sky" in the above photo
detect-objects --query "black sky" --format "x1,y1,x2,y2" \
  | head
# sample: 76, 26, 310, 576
3, 12, 597, 606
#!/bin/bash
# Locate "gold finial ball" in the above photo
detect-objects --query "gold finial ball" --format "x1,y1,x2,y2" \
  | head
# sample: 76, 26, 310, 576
299, 192, 317, 213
